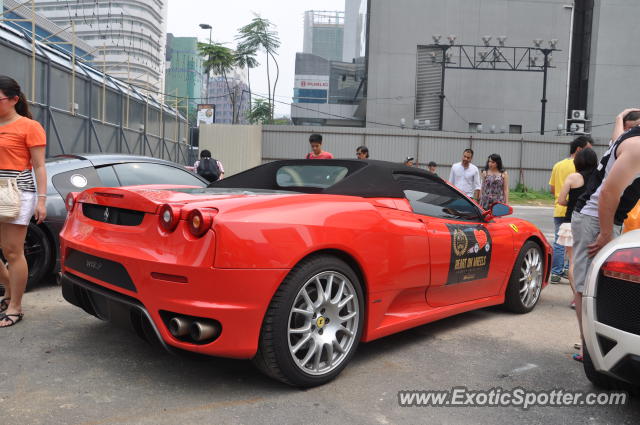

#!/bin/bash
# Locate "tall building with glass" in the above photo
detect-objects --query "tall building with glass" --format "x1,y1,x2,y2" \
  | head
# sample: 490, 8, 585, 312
165, 36, 202, 125
303, 10, 344, 62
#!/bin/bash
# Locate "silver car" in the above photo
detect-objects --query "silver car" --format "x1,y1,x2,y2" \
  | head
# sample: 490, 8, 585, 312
0, 154, 207, 290
582, 229, 640, 391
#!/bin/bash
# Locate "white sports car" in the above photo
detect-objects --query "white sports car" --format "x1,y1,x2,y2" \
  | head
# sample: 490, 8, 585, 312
582, 229, 640, 391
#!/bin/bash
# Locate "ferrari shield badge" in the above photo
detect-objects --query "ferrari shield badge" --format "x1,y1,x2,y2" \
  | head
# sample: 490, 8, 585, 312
446, 224, 492, 284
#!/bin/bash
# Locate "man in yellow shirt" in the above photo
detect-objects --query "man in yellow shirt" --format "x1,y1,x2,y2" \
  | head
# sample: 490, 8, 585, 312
548, 136, 592, 282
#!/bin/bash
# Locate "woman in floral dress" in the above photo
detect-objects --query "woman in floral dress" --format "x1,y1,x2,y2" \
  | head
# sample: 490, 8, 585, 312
480, 153, 509, 210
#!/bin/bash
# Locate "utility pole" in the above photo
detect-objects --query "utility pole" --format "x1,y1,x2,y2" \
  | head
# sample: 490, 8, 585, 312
540, 49, 552, 135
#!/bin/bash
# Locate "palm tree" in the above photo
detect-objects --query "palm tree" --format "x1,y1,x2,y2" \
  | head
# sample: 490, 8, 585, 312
236, 14, 281, 119
246, 98, 272, 124
234, 45, 259, 122
199, 42, 237, 123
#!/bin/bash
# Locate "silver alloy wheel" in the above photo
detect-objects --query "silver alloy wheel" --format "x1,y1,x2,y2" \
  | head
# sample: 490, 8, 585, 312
287, 271, 360, 376
519, 247, 543, 308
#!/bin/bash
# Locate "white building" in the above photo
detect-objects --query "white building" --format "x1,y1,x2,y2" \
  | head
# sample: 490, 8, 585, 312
207, 70, 250, 124
33, 0, 167, 93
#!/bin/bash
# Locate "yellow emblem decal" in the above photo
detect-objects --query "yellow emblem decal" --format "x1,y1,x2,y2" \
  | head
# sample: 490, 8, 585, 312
316, 317, 326, 329
452, 228, 469, 257
509, 224, 519, 233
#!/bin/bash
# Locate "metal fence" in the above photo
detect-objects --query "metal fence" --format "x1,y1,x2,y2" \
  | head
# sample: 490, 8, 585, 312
0, 22, 191, 165
262, 125, 609, 190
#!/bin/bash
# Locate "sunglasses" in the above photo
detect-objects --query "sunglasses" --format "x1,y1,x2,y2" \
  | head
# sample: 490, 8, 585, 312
0, 97, 12, 101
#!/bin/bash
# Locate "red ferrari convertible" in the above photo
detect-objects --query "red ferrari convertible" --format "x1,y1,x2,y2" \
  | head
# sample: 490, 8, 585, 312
59, 159, 551, 387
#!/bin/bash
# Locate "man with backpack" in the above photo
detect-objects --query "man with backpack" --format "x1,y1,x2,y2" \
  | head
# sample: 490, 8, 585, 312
194, 150, 224, 182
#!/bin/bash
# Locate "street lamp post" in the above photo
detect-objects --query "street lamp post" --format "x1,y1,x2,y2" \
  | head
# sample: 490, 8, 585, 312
199, 23, 212, 104
539, 48, 552, 136
426, 37, 559, 134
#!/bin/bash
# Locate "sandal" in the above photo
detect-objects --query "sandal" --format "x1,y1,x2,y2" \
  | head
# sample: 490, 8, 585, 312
574, 343, 582, 350
572, 353, 583, 362
0, 313, 23, 328
0, 298, 9, 313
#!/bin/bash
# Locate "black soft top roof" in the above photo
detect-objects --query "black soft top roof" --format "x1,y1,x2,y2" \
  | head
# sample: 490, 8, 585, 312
208, 159, 443, 198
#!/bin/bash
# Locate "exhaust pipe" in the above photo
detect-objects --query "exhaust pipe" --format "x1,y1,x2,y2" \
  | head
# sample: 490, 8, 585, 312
168, 317, 192, 337
189, 321, 220, 342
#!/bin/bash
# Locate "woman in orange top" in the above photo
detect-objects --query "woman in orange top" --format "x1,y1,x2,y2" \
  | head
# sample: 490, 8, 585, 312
0, 76, 47, 328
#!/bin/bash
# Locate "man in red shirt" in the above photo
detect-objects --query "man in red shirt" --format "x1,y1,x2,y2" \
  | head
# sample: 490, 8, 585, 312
306, 134, 333, 159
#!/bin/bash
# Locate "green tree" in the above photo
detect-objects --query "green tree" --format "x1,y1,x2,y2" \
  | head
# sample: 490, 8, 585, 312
246, 98, 273, 124
236, 45, 260, 107
236, 14, 281, 119
198, 42, 238, 123
234, 44, 259, 122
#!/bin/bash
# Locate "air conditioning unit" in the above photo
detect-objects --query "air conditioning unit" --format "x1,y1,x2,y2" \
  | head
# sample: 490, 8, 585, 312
572, 110, 586, 120
570, 123, 586, 133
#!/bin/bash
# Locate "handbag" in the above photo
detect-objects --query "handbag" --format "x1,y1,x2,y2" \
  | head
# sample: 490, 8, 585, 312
0, 178, 21, 222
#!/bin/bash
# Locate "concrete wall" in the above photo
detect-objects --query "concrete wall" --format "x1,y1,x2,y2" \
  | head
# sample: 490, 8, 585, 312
261, 125, 598, 190
200, 122, 616, 191
587, 1, 640, 139
198, 124, 262, 177
366, 0, 572, 135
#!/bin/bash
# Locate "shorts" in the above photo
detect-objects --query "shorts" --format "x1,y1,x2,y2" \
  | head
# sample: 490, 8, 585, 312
3, 190, 36, 226
557, 222, 573, 247
572, 211, 621, 293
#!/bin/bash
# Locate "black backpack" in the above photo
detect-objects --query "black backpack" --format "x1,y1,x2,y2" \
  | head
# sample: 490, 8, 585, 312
197, 157, 220, 182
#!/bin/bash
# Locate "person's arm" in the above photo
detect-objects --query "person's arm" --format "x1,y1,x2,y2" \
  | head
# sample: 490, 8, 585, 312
549, 164, 557, 197
217, 161, 225, 180
30, 145, 47, 224
473, 168, 481, 201
556, 173, 576, 207
611, 108, 640, 142
503, 172, 509, 204
588, 138, 640, 256
448, 165, 455, 184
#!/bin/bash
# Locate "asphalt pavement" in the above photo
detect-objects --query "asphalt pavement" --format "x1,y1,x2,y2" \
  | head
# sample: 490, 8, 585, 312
1, 206, 638, 425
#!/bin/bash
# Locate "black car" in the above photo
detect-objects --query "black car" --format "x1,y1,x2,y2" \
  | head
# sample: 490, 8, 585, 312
1, 154, 207, 289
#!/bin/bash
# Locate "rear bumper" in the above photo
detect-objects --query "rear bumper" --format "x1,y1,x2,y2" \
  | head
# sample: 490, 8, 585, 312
60, 252, 290, 359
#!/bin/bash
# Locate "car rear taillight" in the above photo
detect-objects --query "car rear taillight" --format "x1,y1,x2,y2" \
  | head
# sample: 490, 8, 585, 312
187, 209, 216, 237
602, 248, 640, 284
65, 192, 78, 213
159, 204, 181, 232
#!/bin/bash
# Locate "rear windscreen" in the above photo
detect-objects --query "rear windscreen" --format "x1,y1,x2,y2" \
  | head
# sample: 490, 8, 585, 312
276, 165, 349, 189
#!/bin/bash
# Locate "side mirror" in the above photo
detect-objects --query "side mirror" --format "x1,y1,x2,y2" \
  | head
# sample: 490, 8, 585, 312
491, 202, 512, 217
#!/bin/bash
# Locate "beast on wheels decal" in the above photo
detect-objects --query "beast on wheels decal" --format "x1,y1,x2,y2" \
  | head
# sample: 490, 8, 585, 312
445, 224, 492, 284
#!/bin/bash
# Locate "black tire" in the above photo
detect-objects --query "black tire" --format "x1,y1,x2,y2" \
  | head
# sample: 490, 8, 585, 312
583, 340, 636, 392
253, 255, 364, 387
504, 241, 543, 314
24, 223, 53, 290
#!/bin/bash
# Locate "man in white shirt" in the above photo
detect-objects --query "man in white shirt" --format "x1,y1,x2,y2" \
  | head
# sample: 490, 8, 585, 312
448, 148, 481, 200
